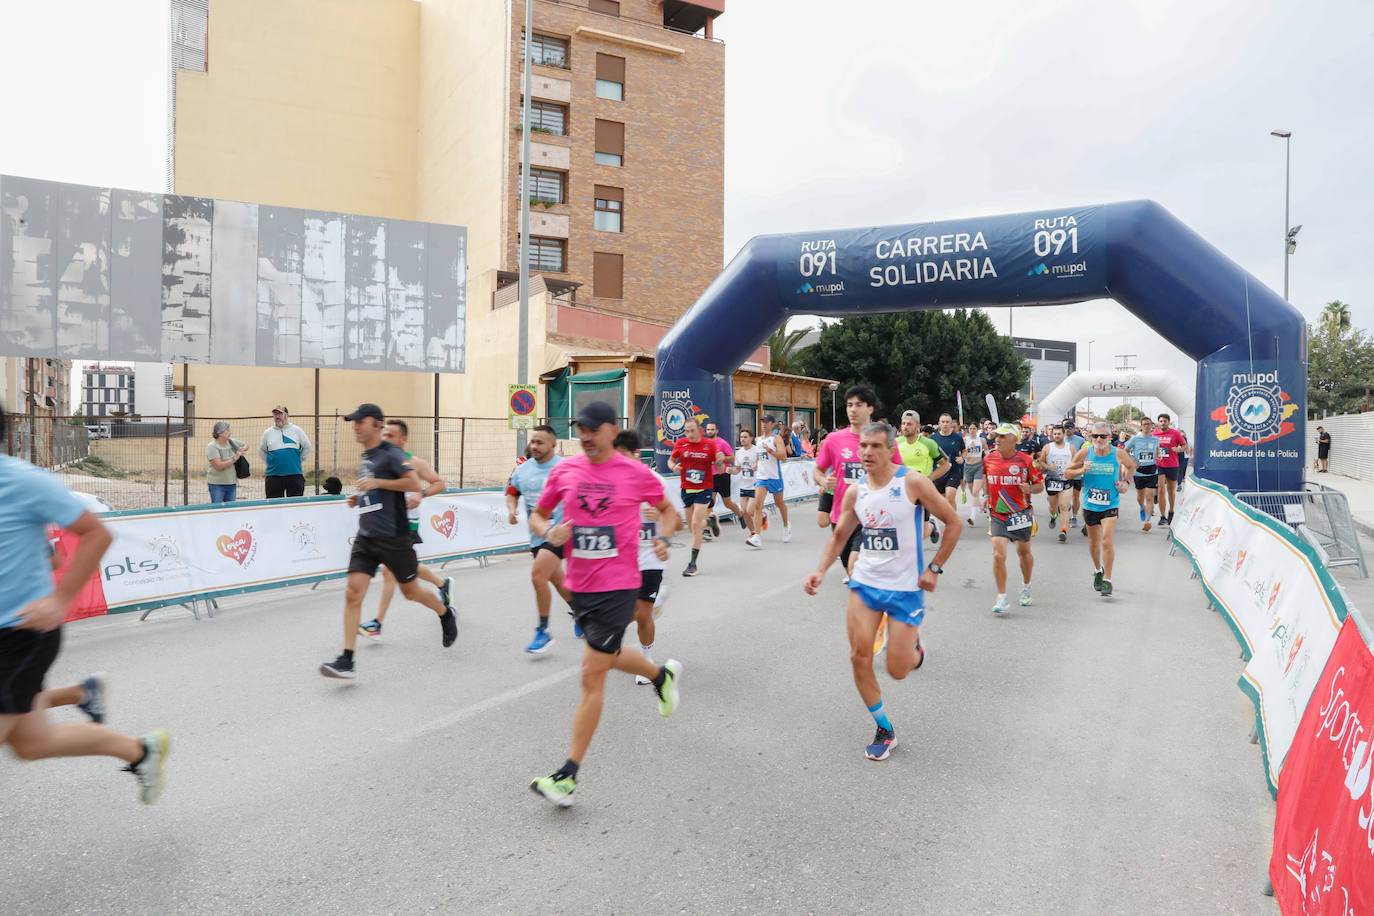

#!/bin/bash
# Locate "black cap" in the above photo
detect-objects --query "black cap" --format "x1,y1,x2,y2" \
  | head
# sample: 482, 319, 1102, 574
343, 403, 384, 422
761, 413, 777, 423
574, 400, 618, 430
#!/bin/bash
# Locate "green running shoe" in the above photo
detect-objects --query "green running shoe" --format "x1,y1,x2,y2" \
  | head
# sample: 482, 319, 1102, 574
530, 773, 576, 807
1093, 570, 1104, 592
126, 729, 170, 805
1100, 579, 1114, 599
655, 659, 682, 717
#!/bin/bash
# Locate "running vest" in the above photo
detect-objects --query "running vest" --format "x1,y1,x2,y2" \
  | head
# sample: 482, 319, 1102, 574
1042, 441, 1073, 479
963, 433, 985, 464
851, 467, 925, 593
637, 507, 665, 572
1082, 447, 1121, 511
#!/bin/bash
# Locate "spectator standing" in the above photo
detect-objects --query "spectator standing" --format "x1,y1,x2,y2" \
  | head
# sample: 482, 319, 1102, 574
205, 421, 247, 503
1316, 427, 1331, 472
259, 406, 312, 498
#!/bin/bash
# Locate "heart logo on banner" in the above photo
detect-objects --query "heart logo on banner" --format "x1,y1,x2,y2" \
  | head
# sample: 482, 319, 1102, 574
430, 510, 456, 539
216, 530, 254, 565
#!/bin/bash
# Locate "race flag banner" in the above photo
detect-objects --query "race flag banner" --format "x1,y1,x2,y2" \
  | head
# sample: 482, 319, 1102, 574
1270, 618, 1374, 915
956, 390, 964, 427
1170, 474, 1348, 794
55, 461, 821, 622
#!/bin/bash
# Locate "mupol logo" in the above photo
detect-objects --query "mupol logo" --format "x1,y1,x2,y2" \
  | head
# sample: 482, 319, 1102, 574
796, 282, 814, 294
1027, 263, 1049, 276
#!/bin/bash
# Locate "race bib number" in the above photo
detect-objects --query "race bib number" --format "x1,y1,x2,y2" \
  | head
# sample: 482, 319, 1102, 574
1005, 510, 1033, 531
357, 493, 382, 514
843, 461, 865, 484
571, 525, 617, 559
1136, 452, 1155, 466
740, 470, 755, 486
1045, 479, 1064, 493
638, 521, 657, 542
685, 468, 706, 485
1088, 487, 1112, 505
1157, 446, 1169, 461
860, 526, 899, 556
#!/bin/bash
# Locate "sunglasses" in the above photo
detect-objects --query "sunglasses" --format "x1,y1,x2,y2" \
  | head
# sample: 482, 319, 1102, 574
1091, 434, 1110, 439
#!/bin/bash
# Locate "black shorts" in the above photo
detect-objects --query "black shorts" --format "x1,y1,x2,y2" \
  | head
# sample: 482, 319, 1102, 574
265, 474, 306, 499
1068, 479, 1083, 491
934, 470, 961, 494
818, 491, 834, 515
681, 489, 713, 507
1133, 473, 1158, 491
1158, 466, 1179, 482
837, 523, 864, 569
570, 589, 638, 654
738, 487, 756, 499
531, 542, 565, 560
1084, 508, 1119, 527
713, 474, 733, 498
348, 534, 419, 583
0, 625, 62, 715
638, 569, 664, 603
1317, 446, 1330, 459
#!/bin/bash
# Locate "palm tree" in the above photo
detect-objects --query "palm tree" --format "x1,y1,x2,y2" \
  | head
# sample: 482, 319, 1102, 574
1321, 300, 1352, 332
766, 319, 810, 373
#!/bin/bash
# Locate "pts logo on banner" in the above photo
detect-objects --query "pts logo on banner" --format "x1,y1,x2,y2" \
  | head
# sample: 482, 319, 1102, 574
103, 534, 183, 582
216, 526, 257, 567
430, 509, 457, 540
1211, 370, 1299, 447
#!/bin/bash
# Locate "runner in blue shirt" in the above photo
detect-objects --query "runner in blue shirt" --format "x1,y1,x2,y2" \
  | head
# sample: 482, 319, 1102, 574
1122, 417, 1162, 532
0, 410, 170, 804
1064, 421, 1139, 599
507, 424, 573, 654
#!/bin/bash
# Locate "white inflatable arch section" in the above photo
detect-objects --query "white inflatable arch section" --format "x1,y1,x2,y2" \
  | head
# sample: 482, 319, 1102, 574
1036, 370, 1194, 433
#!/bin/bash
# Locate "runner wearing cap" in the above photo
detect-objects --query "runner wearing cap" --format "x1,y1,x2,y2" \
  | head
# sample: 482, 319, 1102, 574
320, 404, 457, 679
668, 416, 726, 577
357, 418, 454, 641
983, 423, 1045, 614
804, 420, 961, 761
753, 414, 791, 542
1063, 420, 1139, 598
528, 401, 682, 807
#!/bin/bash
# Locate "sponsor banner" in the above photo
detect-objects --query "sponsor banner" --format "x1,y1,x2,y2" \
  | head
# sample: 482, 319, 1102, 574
1201, 360, 1304, 469
63, 491, 526, 620
1170, 475, 1347, 793
1270, 619, 1374, 915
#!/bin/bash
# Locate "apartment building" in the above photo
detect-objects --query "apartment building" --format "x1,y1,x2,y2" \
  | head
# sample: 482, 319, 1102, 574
82, 365, 136, 419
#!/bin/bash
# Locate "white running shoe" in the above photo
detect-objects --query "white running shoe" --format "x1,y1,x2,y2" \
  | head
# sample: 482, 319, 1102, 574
1020, 584, 1032, 607
783, 526, 792, 543
745, 534, 762, 549
993, 594, 1008, 615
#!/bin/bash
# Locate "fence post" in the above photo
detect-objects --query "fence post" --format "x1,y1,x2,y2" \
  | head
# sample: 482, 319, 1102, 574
433, 374, 440, 473
459, 418, 466, 489
163, 412, 171, 507
314, 369, 321, 494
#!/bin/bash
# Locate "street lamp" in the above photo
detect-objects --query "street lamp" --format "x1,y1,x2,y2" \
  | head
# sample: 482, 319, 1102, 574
828, 382, 839, 430
1270, 129, 1295, 300
1086, 338, 1095, 419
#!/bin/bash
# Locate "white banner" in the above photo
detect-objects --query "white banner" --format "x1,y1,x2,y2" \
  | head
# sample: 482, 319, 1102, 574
1171, 475, 1348, 792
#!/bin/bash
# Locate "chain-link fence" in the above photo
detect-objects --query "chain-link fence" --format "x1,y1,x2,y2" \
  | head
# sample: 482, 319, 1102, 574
6, 413, 591, 511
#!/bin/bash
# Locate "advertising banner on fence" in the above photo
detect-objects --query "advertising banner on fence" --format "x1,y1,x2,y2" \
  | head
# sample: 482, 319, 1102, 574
1270, 618, 1374, 915
1170, 475, 1347, 792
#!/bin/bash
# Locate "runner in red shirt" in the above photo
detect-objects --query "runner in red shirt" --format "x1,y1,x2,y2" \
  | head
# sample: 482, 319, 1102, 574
668, 416, 725, 578
1154, 413, 1189, 526
982, 423, 1044, 615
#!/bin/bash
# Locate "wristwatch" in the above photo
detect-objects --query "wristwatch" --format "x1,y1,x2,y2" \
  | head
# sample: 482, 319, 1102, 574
926, 562, 944, 575
656, 536, 672, 547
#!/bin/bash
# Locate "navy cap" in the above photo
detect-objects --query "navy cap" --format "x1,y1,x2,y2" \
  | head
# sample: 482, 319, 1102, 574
574, 400, 618, 430
343, 403, 384, 422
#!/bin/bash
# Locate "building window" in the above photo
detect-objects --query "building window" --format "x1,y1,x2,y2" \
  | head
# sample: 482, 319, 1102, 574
521, 32, 569, 68
594, 185, 623, 232
595, 53, 625, 100
589, 0, 620, 15
592, 252, 623, 299
734, 404, 758, 442
519, 168, 566, 204
594, 119, 624, 167
527, 236, 566, 272
521, 99, 567, 136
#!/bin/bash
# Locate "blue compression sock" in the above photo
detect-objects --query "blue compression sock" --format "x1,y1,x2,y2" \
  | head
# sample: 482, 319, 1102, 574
867, 701, 893, 731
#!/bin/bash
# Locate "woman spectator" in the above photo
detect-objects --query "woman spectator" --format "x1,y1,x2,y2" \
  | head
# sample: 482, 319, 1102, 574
205, 421, 248, 503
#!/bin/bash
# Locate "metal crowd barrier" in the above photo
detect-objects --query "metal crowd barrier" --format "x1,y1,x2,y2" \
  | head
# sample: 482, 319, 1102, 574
1233, 483, 1368, 578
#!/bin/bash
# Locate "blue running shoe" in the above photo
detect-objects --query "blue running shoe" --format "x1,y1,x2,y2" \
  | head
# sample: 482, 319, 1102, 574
77, 673, 107, 724
525, 627, 553, 654
1139, 506, 1147, 522
865, 727, 896, 761
573, 619, 584, 639
438, 576, 452, 608
358, 619, 382, 640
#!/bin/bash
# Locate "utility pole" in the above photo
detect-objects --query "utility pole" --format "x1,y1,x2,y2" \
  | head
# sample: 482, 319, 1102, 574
516, 0, 534, 456
1115, 354, 1136, 425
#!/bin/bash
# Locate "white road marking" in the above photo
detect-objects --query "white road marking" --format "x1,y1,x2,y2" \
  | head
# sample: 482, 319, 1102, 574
388, 664, 580, 742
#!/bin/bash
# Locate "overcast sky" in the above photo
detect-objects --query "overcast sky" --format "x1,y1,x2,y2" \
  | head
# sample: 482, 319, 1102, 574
2, 0, 1370, 417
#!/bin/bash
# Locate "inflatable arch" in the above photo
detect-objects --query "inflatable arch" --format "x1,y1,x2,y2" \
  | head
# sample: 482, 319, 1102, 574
654, 201, 1305, 492
1035, 370, 1195, 437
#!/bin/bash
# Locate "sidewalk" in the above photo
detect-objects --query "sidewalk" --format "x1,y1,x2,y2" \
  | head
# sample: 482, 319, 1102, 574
1305, 470, 1374, 539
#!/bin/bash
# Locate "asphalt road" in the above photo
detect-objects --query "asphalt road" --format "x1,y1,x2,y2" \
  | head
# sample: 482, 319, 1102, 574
4, 496, 1279, 915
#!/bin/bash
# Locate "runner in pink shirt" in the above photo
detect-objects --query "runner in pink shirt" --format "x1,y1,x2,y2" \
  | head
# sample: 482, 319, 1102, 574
1153, 413, 1189, 526
527, 400, 683, 808
814, 386, 902, 579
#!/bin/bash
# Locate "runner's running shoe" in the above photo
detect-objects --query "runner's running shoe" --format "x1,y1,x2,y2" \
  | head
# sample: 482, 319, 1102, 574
439, 607, 458, 647
525, 627, 553, 654
655, 659, 682, 717
865, 727, 896, 761
745, 534, 762, 549
707, 516, 720, 537
126, 729, 170, 805
1069, 515, 1079, 527
783, 526, 792, 543
320, 654, 356, 678
737, 515, 748, 530
1100, 579, 1114, 599
993, 595, 1008, 615
530, 773, 576, 807
1093, 570, 1104, 592
77, 673, 106, 724
682, 563, 698, 578
1020, 584, 1032, 607
1058, 529, 1067, 543
439, 577, 453, 608
358, 619, 382, 640
1139, 506, 1147, 522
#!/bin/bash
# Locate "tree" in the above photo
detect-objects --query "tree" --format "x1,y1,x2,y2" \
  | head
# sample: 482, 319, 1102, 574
1105, 404, 1145, 424
1320, 300, 1352, 332
1308, 314, 1374, 417
766, 318, 810, 374
792, 309, 1028, 424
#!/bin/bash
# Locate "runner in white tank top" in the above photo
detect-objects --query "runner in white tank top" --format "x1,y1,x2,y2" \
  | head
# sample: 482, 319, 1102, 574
616, 434, 676, 684
1038, 427, 1076, 542
804, 421, 964, 763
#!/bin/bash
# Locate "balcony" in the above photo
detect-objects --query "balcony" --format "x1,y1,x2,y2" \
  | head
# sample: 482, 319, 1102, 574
657, 0, 723, 36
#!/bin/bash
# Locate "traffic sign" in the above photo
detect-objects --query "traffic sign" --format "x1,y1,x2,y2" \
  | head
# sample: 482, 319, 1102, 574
508, 384, 537, 430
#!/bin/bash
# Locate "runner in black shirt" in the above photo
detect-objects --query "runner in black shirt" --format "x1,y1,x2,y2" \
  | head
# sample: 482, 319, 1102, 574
929, 413, 966, 544
320, 404, 457, 678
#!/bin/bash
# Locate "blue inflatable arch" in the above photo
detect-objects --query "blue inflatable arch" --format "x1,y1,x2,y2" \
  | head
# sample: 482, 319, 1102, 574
654, 200, 1306, 493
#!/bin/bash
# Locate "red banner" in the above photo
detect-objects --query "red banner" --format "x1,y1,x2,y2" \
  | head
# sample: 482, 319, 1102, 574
1270, 618, 1374, 915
